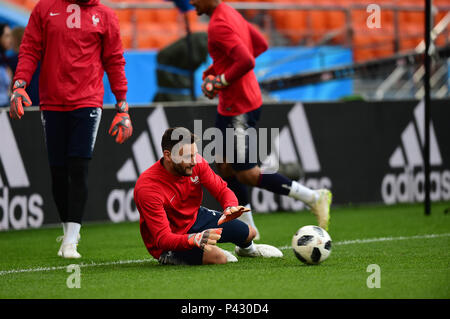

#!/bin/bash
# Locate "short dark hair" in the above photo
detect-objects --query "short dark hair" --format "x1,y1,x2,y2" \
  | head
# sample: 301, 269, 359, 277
161, 127, 197, 153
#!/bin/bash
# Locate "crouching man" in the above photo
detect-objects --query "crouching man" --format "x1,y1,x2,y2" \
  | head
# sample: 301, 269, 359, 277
134, 127, 282, 265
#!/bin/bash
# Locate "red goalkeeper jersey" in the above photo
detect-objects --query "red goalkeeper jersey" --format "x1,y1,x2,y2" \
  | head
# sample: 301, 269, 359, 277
14, 0, 127, 110
134, 155, 238, 259
207, 2, 268, 116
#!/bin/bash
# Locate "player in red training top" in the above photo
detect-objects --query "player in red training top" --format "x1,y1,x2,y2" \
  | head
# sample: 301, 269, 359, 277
134, 127, 283, 265
191, 0, 332, 239
10, 0, 133, 259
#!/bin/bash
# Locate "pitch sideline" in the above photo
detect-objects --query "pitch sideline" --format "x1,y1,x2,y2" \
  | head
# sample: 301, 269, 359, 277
278, 232, 450, 250
1, 233, 449, 276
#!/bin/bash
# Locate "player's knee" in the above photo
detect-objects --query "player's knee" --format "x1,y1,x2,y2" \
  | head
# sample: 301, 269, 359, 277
216, 162, 234, 179
247, 225, 257, 242
236, 167, 260, 186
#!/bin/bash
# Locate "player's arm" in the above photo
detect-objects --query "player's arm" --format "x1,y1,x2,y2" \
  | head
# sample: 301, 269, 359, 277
202, 23, 255, 98
248, 22, 268, 58
10, 2, 43, 119
135, 187, 221, 252
13, 2, 42, 86
197, 155, 239, 208
102, 10, 132, 144
196, 156, 249, 224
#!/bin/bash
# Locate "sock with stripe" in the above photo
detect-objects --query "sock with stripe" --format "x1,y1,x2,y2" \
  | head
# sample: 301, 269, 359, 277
258, 173, 318, 205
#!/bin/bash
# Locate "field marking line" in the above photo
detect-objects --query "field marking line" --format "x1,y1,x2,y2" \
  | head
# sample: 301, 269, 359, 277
1, 233, 449, 276
278, 232, 450, 250
0, 258, 156, 276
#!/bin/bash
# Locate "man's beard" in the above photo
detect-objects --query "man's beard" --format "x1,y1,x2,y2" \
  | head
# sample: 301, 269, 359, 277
173, 163, 193, 177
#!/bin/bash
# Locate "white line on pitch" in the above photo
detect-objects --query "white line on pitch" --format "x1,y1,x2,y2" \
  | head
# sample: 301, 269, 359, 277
1, 233, 449, 276
0, 258, 156, 276
278, 232, 450, 250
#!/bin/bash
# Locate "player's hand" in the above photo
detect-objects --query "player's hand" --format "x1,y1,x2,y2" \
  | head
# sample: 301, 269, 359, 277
218, 206, 251, 225
188, 228, 223, 252
201, 74, 228, 99
109, 100, 133, 144
9, 80, 32, 120
202, 64, 215, 80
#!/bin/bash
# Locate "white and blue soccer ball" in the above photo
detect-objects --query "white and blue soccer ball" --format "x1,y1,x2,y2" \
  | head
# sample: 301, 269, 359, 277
292, 225, 332, 265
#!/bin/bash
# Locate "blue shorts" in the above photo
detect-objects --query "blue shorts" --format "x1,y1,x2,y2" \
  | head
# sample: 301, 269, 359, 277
215, 107, 261, 171
41, 108, 102, 166
158, 206, 250, 265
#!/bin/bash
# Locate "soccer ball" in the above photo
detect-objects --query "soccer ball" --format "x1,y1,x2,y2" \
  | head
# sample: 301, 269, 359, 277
292, 225, 332, 265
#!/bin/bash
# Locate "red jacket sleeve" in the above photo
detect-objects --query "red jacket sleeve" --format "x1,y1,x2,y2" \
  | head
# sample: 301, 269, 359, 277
248, 22, 268, 58
224, 43, 255, 84
135, 187, 192, 252
197, 156, 239, 209
102, 10, 127, 102
209, 22, 259, 84
13, 2, 43, 84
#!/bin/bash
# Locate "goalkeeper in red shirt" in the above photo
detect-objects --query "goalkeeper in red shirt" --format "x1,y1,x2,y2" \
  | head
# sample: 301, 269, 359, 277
192, 0, 332, 239
10, 0, 133, 258
134, 127, 282, 265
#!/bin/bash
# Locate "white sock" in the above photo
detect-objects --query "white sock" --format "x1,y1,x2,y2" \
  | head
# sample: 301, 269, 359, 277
62, 223, 67, 236
288, 181, 319, 205
239, 242, 256, 253
237, 204, 257, 229
63, 222, 81, 245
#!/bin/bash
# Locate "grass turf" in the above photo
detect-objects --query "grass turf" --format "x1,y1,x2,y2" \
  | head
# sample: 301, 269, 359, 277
0, 202, 449, 299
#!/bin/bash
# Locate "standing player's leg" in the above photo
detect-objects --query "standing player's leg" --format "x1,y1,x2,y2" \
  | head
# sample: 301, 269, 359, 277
235, 165, 332, 231
41, 111, 71, 256
217, 108, 332, 231
215, 110, 260, 239
60, 107, 102, 258
216, 162, 259, 240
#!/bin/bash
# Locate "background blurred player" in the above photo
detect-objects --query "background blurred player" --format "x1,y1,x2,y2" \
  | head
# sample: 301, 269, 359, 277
191, 0, 332, 238
134, 127, 282, 265
0, 23, 12, 108
10, 0, 133, 258
7, 26, 40, 106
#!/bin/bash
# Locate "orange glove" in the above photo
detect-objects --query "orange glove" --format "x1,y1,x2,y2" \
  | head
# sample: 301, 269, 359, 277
201, 74, 228, 99
218, 206, 251, 225
202, 64, 215, 80
108, 100, 133, 144
10, 80, 32, 120
188, 228, 223, 252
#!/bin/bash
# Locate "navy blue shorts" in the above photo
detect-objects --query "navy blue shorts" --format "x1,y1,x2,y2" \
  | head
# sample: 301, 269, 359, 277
41, 108, 102, 166
158, 206, 250, 265
215, 107, 261, 171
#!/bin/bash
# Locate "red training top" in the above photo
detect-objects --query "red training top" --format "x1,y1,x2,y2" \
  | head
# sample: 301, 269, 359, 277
207, 2, 268, 116
134, 155, 238, 259
14, 0, 127, 111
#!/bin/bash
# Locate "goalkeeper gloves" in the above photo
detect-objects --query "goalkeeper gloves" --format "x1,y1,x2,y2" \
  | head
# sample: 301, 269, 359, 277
201, 74, 228, 99
108, 100, 133, 144
9, 80, 32, 120
188, 228, 223, 252
218, 206, 251, 225
202, 64, 215, 81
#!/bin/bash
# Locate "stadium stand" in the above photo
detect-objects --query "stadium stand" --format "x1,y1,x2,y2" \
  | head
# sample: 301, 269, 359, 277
3, 0, 449, 61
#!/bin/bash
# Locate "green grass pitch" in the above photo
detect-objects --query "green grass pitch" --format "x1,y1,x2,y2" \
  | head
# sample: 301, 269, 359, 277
0, 202, 449, 299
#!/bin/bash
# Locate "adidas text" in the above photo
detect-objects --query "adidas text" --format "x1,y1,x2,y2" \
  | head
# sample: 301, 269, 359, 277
0, 188, 44, 230
382, 167, 450, 204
